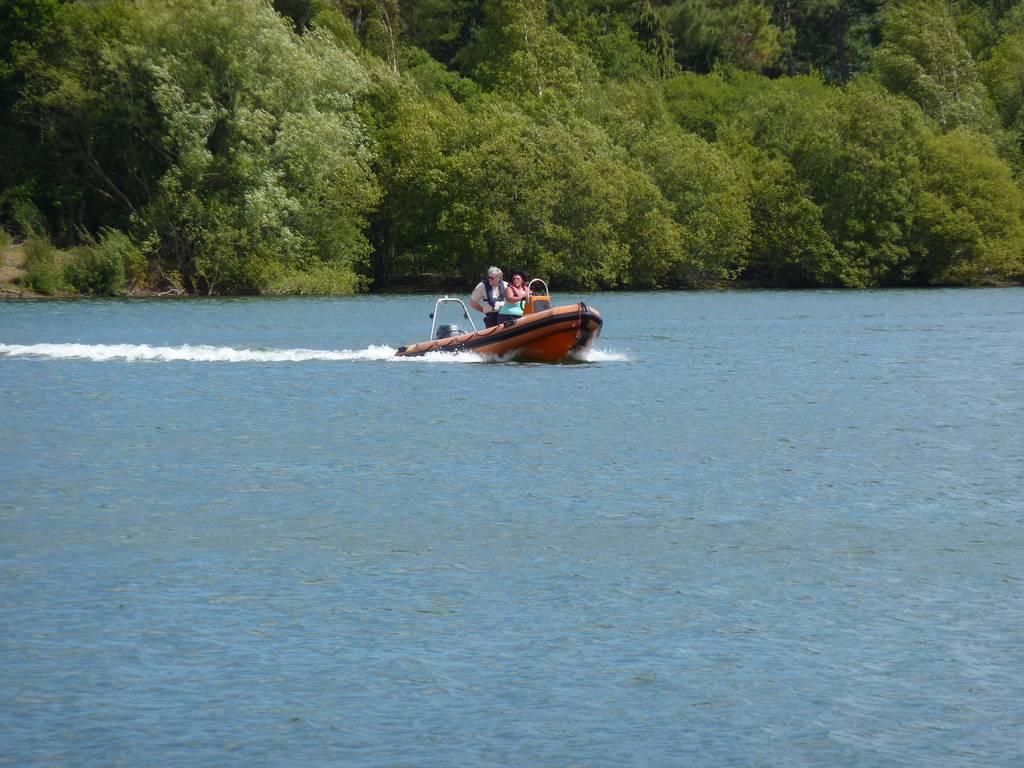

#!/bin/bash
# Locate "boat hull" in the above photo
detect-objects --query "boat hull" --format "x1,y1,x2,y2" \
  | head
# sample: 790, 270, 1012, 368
395, 303, 602, 362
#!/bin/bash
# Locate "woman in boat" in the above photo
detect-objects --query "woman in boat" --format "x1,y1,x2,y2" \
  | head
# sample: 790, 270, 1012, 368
497, 270, 530, 323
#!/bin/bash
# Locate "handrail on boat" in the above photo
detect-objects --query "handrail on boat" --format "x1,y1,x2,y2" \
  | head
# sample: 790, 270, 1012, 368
525, 278, 551, 315
429, 296, 477, 340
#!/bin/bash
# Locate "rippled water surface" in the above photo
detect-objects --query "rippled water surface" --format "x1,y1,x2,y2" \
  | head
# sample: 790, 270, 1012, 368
2, 290, 1023, 767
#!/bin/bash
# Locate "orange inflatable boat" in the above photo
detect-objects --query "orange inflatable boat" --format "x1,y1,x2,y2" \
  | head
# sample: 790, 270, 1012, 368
395, 280, 602, 362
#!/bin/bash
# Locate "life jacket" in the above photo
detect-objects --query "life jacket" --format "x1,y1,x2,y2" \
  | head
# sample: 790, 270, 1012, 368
484, 279, 507, 310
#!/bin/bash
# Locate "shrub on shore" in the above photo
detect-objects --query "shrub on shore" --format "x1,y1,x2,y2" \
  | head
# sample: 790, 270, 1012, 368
19, 229, 147, 296
23, 238, 66, 295
65, 229, 147, 296
260, 261, 365, 296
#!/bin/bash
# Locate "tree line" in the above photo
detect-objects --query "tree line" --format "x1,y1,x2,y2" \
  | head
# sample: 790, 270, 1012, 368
1, 0, 1022, 295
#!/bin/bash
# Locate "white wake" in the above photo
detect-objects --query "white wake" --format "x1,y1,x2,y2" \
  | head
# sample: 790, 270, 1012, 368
574, 348, 630, 362
0, 342, 399, 363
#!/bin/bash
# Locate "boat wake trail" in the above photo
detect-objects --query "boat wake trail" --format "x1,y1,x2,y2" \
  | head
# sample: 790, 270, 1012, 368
0, 342, 629, 364
0, 342, 401, 363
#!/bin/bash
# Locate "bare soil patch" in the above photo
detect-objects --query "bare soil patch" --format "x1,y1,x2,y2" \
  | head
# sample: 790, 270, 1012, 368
0, 244, 43, 298
0, 244, 25, 282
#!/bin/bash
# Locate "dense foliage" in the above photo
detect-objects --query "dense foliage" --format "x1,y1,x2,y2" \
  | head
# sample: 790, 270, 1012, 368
1, 0, 1022, 294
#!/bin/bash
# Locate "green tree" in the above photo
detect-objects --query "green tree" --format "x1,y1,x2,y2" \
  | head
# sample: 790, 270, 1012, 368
743, 152, 839, 285
635, 125, 752, 283
136, 2, 379, 293
811, 81, 933, 286
457, 0, 598, 114
0, 0, 59, 107
662, 70, 739, 141
777, 0, 882, 83
873, 0, 992, 131
710, 71, 859, 284
5, 1, 164, 240
364, 68, 462, 285
457, 0, 548, 85
548, 0, 674, 80
695, 73, 937, 286
400, 0, 483, 68
632, 0, 676, 78
661, 0, 786, 74
15, 0, 380, 293
391, 93, 686, 289
980, 30, 1024, 144
911, 127, 1024, 283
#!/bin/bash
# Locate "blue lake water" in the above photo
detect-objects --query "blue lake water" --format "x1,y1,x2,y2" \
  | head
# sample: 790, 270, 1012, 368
1, 289, 1023, 766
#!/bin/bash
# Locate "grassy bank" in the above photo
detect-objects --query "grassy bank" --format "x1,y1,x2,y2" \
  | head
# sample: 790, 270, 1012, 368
1, 231, 161, 299
0, 237, 38, 298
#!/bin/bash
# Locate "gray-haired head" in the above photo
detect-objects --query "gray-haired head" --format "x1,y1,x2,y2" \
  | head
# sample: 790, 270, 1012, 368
487, 266, 502, 278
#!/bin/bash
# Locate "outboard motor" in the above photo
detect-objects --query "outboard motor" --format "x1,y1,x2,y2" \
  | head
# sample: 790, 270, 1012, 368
435, 324, 463, 340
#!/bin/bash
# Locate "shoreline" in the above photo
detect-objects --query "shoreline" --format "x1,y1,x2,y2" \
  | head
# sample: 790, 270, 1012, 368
4, 282, 1021, 301
3, 244, 1020, 299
